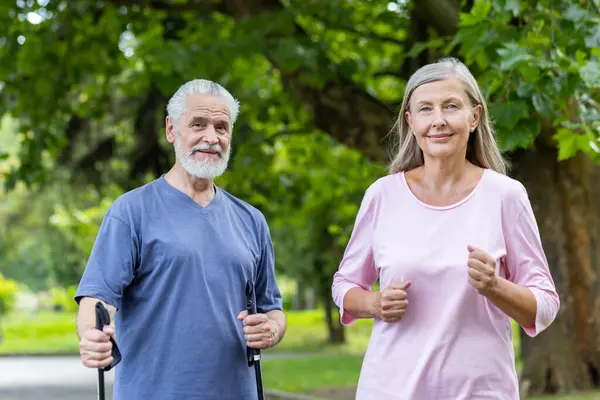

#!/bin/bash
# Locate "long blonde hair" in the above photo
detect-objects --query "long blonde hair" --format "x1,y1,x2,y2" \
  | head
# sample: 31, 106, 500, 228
388, 58, 508, 175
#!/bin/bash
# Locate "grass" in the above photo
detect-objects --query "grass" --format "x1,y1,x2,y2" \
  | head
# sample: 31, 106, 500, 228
263, 354, 362, 394
0, 311, 78, 354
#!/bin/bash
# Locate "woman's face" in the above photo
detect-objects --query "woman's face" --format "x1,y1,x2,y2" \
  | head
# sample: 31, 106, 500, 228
405, 77, 481, 162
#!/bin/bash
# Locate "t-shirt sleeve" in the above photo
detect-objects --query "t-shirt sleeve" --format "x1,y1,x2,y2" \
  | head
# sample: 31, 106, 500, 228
332, 184, 380, 326
254, 214, 283, 314
74, 212, 139, 310
503, 185, 560, 337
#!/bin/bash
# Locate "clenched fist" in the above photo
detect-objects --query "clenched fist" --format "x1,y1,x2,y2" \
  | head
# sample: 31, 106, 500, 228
376, 281, 412, 323
467, 245, 498, 296
79, 325, 115, 369
237, 310, 278, 349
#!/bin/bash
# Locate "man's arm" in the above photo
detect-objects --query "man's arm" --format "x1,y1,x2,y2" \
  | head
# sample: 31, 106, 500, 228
76, 297, 117, 339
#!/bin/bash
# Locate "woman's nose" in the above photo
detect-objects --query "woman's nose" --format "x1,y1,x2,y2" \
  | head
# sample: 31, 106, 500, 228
431, 109, 447, 128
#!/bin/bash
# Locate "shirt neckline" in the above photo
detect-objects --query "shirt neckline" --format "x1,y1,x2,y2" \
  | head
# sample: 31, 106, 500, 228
399, 168, 488, 211
156, 174, 222, 214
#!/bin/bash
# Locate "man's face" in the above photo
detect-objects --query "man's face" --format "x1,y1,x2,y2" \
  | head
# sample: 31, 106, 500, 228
166, 94, 232, 180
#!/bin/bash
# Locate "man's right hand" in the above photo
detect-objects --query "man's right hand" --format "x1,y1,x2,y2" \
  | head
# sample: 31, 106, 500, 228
79, 325, 115, 369
376, 281, 412, 323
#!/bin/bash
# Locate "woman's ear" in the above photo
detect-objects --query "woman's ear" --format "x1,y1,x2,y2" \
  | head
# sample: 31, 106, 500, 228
470, 104, 482, 132
405, 110, 413, 131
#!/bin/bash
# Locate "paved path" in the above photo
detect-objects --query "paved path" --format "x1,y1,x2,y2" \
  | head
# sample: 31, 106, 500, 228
0, 356, 114, 399
0, 354, 316, 400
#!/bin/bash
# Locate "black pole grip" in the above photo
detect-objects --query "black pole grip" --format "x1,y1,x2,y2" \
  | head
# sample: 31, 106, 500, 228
245, 281, 260, 367
94, 302, 122, 371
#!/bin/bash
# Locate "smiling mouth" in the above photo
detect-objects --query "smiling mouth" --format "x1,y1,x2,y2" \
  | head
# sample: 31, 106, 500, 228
427, 134, 453, 140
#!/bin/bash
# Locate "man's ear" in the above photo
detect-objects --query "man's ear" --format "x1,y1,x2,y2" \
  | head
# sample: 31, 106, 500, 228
165, 116, 176, 144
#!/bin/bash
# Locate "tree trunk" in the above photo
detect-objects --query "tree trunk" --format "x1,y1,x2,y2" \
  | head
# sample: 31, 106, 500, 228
510, 137, 600, 395
320, 285, 346, 344
293, 280, 307, 310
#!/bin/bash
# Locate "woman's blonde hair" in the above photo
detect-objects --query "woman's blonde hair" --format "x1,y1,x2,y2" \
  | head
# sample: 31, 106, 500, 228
388, 57, 509, 175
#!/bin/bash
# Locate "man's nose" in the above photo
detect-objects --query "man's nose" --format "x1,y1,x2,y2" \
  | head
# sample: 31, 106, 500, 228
202, 125, 219, 144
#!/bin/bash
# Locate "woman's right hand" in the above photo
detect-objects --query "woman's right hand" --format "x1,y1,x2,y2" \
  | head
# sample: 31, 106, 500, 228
376, 281, 412, 322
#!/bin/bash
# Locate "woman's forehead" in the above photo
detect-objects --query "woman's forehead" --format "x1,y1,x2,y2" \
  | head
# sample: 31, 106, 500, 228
410, 77, 468, 103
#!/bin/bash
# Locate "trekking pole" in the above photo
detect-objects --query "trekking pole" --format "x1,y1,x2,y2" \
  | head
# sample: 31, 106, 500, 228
245, 280, 265, 400
95, 302, 122, 400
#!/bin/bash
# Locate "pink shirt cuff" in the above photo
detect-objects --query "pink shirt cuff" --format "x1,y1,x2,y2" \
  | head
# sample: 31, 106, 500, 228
333, 281, 362, 326
522, 287, 560, 337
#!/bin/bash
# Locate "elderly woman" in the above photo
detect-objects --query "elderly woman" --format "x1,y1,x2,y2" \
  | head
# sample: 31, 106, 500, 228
331, 58, 559, 399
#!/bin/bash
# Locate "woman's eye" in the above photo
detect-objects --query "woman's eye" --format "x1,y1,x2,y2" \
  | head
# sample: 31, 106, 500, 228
447, 104, 458, 109
419, 107, 431, 112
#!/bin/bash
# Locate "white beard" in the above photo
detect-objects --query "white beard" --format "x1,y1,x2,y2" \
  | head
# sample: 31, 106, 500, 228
174, 134, 230, 180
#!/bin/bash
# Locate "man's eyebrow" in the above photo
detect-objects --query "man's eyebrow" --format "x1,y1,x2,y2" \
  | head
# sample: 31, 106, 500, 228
187, 115, 230, 128
214, 118, 229, 127
188, 116, 207, 124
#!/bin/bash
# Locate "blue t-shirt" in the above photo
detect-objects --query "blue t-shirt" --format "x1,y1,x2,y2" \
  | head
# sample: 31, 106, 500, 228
74, 176, 283, 400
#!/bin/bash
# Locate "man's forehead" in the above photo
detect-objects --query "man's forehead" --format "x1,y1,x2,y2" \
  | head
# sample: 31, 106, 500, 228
184, 94, 231, 117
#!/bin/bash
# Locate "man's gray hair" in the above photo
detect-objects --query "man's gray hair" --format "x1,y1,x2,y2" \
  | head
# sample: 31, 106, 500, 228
166, 79, 240, 125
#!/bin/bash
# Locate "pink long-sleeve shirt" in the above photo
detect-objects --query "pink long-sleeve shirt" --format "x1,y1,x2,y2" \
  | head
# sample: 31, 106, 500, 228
332, 169, 560, 400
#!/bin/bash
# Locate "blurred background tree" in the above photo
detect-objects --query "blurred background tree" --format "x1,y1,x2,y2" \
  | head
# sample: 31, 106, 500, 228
0, 0, 599, 396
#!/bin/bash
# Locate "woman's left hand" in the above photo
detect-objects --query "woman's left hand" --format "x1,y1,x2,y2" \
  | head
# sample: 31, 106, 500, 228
467, 245, 497, 296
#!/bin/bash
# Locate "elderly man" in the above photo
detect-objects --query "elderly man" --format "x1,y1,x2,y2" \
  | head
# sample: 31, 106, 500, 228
74, 79, 286, 399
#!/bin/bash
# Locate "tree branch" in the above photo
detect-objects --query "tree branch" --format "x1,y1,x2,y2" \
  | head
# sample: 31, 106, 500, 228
305, 13, 406, 46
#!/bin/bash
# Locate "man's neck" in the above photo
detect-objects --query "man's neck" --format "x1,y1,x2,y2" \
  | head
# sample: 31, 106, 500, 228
164, 165, 216, 207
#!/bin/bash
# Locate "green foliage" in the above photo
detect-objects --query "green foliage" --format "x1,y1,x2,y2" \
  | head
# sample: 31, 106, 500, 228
449, 0, 600, 161
0, 273, 19, 316
260, 133, 386, 298
47, 286, 78, 313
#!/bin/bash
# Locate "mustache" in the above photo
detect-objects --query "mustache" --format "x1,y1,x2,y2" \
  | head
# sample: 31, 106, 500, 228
188, 143, 224, 156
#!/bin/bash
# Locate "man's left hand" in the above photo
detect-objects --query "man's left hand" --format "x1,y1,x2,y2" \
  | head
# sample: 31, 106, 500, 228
237, 311, 278, 349
467, 245, 497, 296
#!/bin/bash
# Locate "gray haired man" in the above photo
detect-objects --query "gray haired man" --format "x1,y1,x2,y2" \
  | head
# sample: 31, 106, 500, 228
74, 80, 286, 399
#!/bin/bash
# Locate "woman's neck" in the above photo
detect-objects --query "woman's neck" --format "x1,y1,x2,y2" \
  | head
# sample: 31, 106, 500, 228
419, 157, 473, 192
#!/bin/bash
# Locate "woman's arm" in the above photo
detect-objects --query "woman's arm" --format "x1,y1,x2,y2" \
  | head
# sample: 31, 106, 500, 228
495, 184, 560, 336
332, 184, 381, 325
484, 278, 537, 328
343, 288, 380, 319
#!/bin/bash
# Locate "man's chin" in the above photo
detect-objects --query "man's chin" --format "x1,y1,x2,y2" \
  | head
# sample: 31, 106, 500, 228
180, 161, 228, 180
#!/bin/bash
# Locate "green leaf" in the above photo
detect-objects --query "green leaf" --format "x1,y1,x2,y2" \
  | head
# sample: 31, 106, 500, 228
563, 5, 589, 23
460, 0, 492, 25
580, 61, 600, 88
0, 152, 9, 160
531, 92, 555, 119
504, 0, 521, 16
585, 29, 600, 49
497, 43, 531, 70
553, 128, 588, 161
489, 100, 529, 130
